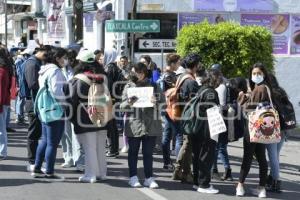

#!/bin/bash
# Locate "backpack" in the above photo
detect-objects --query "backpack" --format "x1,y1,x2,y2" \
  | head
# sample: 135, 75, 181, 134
273, 88, 297, 130
225, 82, 245, 142
34, 79, 64, 123
18, 57, 32, 98
181, 88, 210, 135
165, 74, 194, 121
75, 74, 113, 127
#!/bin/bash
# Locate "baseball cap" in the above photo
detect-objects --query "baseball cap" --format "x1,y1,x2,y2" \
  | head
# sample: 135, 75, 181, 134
76, 49, 95, 63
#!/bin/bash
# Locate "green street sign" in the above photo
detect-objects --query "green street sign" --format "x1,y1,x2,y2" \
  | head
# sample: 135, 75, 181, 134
106, 20, 160, 33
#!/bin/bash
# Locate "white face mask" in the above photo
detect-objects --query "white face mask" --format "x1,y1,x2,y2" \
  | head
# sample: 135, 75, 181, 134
63, 59, 69, 67
252, 75, 264, 84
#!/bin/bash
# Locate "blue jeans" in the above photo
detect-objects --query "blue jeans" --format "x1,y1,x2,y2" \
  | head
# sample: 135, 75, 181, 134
35, 120, 64, 174
128, 136, 156, 178
266, 134, 285, 180
213, 133, 231, 170
15, 95, 25, 120
0, 105, 9, 157
6, 106, 10, 127
161, 114, 183, 165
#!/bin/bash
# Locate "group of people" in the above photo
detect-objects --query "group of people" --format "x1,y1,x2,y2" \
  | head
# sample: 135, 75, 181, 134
0, 43, 296, 198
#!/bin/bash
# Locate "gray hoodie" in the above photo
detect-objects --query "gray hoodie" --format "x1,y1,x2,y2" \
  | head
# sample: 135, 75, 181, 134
103, 48, 117, 66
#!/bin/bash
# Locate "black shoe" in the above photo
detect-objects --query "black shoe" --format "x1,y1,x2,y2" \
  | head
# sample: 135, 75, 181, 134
31, 169, 45, 178
266, 175, 273, 189
212, 169, 222, 181
6, 127, 16, 132
221, 168, 233, 181
44, 174, 65, 180
163, 164, 175, 172
106, 151, 119, 157
267, 180, 282, 193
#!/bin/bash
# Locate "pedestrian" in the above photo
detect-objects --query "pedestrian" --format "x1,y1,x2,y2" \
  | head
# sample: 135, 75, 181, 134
140, 55, 160, 84
120, 62, 163, 189
172, 53, 201, 183
24, 47, 48, 171
0, 47, 13, 160
64, 49, 108, 183
160, 53, 182, 171
236, 62, 271, 198
31, 47, 67, 179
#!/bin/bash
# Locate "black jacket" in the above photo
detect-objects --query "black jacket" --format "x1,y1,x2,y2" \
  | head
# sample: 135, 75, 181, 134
179, 74, 199, 103
161, 70, 177, 92
24, 56, 42, 101
63, 76, 107, 134
105, 62, 125, 102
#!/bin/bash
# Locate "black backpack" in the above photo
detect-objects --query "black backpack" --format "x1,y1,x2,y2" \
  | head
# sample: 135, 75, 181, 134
273, 88, 297, 130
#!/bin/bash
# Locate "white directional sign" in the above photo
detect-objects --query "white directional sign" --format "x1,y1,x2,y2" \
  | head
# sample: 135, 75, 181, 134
139, 39, 176, 50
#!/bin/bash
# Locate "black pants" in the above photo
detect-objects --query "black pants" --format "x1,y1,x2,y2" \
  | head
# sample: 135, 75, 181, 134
27, 111, 42, 164
239, 137, 268, 186
192, 135, 216, 188
107, 118, 119, 153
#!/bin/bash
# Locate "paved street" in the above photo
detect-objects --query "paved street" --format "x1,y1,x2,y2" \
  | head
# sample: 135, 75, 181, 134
1, 119, 300, 200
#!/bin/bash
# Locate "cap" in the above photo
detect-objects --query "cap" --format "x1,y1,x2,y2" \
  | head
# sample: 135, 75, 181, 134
211, 64, 222, 71
76, 49, 95, 63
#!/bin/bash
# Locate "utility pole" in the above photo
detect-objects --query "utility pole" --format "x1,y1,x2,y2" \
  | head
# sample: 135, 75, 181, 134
4, 0, 7, 47
73, 0, 83, 42
130, 0, 137, 61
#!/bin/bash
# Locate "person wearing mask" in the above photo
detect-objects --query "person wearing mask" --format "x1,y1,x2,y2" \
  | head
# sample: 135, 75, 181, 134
64, 49, 108, 183
103, 48, 125, 157
0, 47, 13, 160
172, 53, 201, 183
24, 47, 48, 172
120, 62, 163, 188
31, 47, 67, 179
161, 53, 182, 171
236, 63, 270, 198
191, 69, 221, 194
140, 55, 160, 84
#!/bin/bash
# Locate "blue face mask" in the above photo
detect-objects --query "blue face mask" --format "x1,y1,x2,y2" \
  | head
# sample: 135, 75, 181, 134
252, 75, 264, 84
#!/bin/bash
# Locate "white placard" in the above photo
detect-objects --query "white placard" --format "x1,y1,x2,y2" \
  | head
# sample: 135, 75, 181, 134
139, 39, 176, 50
207, 106, 227, 142
127, 87, 154, 108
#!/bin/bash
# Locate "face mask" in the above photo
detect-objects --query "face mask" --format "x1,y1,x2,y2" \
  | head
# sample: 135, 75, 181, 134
252, 75, 264, 84
63, 59, 69, 67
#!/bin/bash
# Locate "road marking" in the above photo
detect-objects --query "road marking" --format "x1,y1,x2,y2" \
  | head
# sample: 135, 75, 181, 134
136, 188, 168, 200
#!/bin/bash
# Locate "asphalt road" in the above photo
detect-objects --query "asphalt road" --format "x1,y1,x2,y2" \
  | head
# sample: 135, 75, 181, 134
1, 119, 300, 200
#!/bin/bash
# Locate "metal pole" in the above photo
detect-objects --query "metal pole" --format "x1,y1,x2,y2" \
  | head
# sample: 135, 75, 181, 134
4, 0, 7, 47
130, 0, 137, 62
161, 48, 164, 72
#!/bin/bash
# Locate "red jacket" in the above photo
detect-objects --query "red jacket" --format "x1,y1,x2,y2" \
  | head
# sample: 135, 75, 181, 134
0, 67, 11, 113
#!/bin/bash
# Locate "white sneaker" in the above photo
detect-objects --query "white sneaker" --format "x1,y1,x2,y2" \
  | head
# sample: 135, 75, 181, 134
27, 164, 35, 172
41, 167, 46, 174
236, 184, 246, 196
97, 175, 108, 181
258, 187, 267, 198
121, 146, 129, 153
128, 176, 142, 188
79, 176, 97, 183
61, 163, 74, 168
144, 177, 159, 189
197, 185, 219, 194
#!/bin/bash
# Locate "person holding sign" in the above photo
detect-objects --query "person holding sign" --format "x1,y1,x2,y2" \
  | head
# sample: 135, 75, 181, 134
120, 62, 164, 189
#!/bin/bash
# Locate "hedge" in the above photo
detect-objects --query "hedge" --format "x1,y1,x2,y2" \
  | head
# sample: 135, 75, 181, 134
176, 21, 274, 78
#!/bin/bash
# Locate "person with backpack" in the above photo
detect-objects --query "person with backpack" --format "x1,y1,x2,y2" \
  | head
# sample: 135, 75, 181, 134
103, 48, 125, 157
160, 53, 182, 171
15, 49, 33, 125
120, 62, 163, 189
24, 47, 48, 172
209, 67, 233, 182
236, 63, 272, 198
31, 47, 67, 179
172, 53, 201, 183
0, 47, 13, 160
265, 73, 296, 193
181, 69, 221, 194
64, 49, 109, 183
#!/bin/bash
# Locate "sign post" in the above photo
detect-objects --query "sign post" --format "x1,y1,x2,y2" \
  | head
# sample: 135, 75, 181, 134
138, 39, 176, 70
106, 20, 160, 33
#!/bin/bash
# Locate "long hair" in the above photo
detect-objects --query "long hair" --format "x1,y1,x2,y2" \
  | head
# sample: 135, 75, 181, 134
248, 62, 272, 91
201, 69, 223, 88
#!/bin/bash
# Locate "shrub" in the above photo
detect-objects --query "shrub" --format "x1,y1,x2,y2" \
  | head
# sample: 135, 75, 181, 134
176, 21, 274, 78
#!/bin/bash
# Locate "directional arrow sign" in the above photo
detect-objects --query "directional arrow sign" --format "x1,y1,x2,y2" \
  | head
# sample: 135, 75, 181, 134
139, 39, 176, 50
106, 20, 160, 33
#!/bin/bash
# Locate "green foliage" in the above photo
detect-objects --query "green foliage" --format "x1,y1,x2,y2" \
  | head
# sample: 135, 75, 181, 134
176, 21, 274, 78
